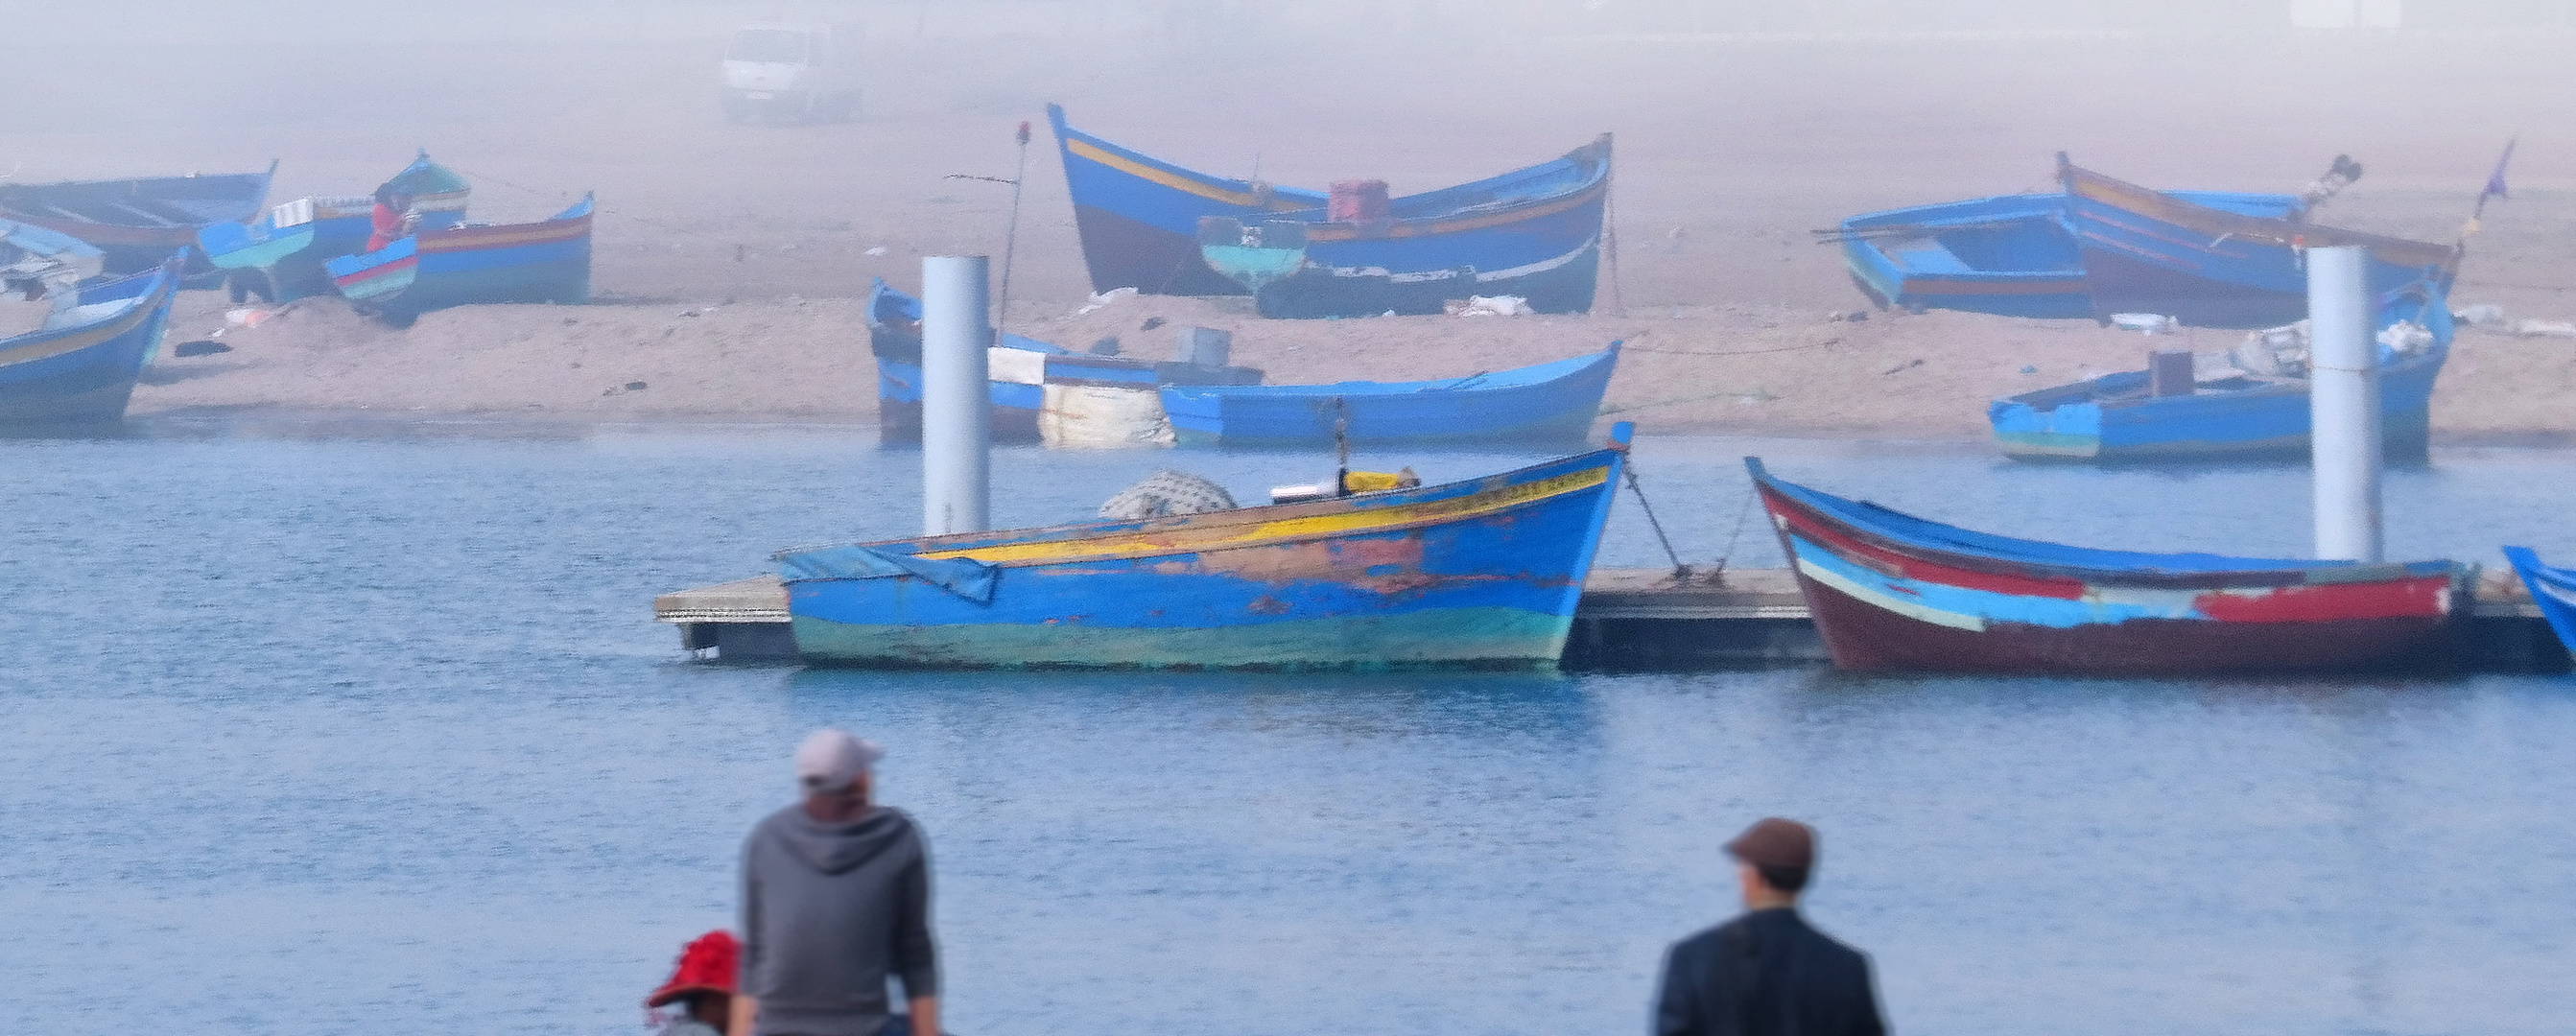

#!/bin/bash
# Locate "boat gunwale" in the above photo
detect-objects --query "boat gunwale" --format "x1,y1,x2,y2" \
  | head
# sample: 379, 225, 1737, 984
2059, 158, 2458, 269
782, 441, 1626, 575
1746, 459, 2454, 592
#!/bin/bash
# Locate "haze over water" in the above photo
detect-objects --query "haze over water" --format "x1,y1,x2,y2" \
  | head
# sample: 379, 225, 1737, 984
5, 425, 2573, 1035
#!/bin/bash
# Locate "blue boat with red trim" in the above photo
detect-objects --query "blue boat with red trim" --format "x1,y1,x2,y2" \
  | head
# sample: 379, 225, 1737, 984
2057, 154, 2459, 329
1193, 136, 1612, 318
324, 194, 592, 323
1049, 104, 1608, 310
783, 424, 1632, 668
2501, 547, 2576, 657
1158, 344, 1618, 447
198, 152, 471, 303
1749, 458, 2459, 673
0, 257, 182, 424
863, 278, 1262, 442
1830, 189, 2301, 319
0, 163, 275, 281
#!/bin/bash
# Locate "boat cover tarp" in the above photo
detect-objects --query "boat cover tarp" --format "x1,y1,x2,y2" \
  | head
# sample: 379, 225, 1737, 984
779, 544, 999, 602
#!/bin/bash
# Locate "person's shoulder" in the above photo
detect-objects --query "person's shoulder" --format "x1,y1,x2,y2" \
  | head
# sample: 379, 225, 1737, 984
1666, 915, 1749, 961
1792, 915, 1875, 971
745, 803, 804, 842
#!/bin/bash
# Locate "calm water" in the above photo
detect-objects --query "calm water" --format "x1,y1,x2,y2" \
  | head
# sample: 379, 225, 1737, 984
4, 420, 2573, 1036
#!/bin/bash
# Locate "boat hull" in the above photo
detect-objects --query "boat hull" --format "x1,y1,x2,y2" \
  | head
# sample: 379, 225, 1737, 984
326, 197, 592, 320
1160, 346, 1617, 448
0, 263, 179, 425
0, 166, 274, 280
2060, 160, 2456, 329
873, 355, 1046, 443
2502, 547, 2576, 655
787, 436, 1628, 668
1243, 238, 1600, 319
1752, 459, 2459, 674
1049, 104, 1321, 296
1990, 345, 2446, 460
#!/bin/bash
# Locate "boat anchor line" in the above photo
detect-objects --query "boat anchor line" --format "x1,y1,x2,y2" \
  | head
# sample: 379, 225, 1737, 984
1619, 461, 1695, 582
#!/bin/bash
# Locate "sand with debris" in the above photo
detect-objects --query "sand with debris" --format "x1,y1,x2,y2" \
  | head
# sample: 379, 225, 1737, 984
6, 2, 2569, 439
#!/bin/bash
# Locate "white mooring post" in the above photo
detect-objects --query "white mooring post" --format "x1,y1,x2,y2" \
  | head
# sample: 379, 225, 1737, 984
921, 256, 992, 537
2307, 245, 2382, 562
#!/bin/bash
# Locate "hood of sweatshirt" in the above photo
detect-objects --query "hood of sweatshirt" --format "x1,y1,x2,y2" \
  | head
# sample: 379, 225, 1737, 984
768, 806, 910, 875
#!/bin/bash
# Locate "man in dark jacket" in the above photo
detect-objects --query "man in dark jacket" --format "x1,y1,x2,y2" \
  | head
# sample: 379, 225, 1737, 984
732, 729, 939, 1036
1654, 817, 1885, 1036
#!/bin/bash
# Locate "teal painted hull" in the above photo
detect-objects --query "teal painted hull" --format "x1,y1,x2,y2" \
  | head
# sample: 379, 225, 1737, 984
791, 605, 1574, 669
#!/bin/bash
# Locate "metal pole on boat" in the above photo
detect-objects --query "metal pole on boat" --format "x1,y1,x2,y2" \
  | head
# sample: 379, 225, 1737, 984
922, 255, 992, 537
2308, 245, 2382, 562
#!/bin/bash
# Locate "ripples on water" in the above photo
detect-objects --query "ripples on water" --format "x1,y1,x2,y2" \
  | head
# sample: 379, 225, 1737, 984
2, 421, 2571, 1035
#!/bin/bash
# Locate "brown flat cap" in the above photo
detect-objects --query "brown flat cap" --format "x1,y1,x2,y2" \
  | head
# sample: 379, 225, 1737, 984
1724, 817, 1816, 870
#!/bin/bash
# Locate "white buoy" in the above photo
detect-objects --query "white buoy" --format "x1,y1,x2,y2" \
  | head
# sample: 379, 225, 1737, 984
2307, 246, 2381, 562
921, 256, 991, 536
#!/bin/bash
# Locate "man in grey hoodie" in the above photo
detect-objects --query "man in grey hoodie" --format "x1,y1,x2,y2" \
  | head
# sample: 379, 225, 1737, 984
731, 729, 939, 1036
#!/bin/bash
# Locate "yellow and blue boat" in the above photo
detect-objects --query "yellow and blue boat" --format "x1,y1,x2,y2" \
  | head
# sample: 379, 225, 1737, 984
781, 424, 1633, 668
0, 256, 181, 424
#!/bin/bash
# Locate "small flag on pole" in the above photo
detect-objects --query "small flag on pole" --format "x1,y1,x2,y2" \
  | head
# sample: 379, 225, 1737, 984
2473, 138, 2517, 223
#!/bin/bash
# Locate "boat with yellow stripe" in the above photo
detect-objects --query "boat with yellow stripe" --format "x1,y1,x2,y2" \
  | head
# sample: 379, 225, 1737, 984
1048, 103, 1609, 309
780, 423, 1633, 668
0, 256, 181, 425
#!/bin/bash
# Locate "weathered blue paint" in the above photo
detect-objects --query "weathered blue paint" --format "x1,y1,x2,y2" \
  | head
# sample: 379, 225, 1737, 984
2059, 156, 2458, 328
199, 153, 471, 302
324, 195, 592, 320
0, 162, 274, 279
782, 426, 1632, 668
2501, 547, 2576, 655
1194, 138, 1612, 318
1159, 344, 1618, 448
0, 259, 181, 424
1049, 104, 1326, 295
1990, 282, 2453, 460
1833, 190, 2298, 319
863, 278, 1264, 442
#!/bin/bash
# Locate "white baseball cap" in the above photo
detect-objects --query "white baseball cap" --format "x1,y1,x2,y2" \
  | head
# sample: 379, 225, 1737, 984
793, 728, 884, 793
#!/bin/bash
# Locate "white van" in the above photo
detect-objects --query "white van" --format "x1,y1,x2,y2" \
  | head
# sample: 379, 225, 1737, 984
721, 23, 863, 123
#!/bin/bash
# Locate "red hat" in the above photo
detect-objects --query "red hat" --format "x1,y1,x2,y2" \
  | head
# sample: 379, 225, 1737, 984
646, 930, 740, 1008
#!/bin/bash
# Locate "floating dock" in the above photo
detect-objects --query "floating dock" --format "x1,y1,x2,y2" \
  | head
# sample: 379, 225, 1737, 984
654, 567, 2567, 672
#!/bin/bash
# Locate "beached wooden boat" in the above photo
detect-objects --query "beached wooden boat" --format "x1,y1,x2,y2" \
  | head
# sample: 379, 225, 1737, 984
1989, 281, 2452, 459
1158, 344, 1618, 447
198, 152, 471, 303
1048, 104, 1326, 295
783, 425, 1632, 667
0, 258, 181, 424
0, 163, 274, 279
1749, 458, 2459, 673
864, 278, 1264, 442
2500, 547, 2576, 655
1193, 136, 1611, 318
324, 194, 592, 322
1, 218, 106, 300
1830, 190, 2301, 319
2058, 154, 2458, 328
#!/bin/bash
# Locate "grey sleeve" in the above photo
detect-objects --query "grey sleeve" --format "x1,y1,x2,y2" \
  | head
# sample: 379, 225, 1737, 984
892, 831, 939, 999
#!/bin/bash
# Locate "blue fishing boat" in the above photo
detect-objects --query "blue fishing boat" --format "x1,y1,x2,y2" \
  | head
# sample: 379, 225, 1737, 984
0, 163, 275, 279
1159, 344, 1618, 447
324, 194, 592, 323
1048, 104, 1327, 295
863, 278, 1263, 442
1750, 458, 2460, 674
782, 424, 1632, 667
2058, 154, 2458, 328
0, 257, 182, 424
1989, 280, 2452, 460
1, 218, 106, 300
2500, 547, 2576, 656
1830, 189, 2301, 319
1194, 136, 1612, 318
198, 152, 471, 303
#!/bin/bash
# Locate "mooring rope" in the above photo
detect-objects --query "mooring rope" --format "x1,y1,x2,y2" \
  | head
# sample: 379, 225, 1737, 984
1620, 464, 1690, 581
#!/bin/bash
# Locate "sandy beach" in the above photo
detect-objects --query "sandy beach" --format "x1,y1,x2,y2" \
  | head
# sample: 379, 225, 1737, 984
10, 0, 2573, 440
